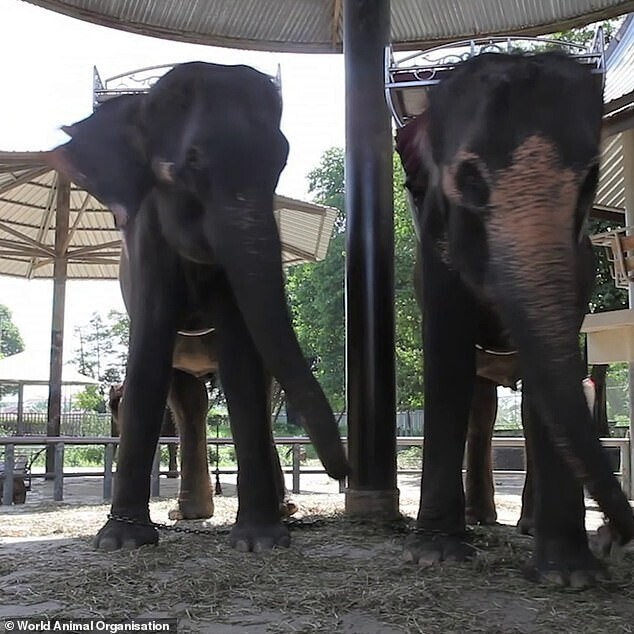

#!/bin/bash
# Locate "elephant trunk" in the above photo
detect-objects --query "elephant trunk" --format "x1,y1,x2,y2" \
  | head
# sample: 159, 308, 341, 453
489, 204, 634, 544
206, 195, 349, 481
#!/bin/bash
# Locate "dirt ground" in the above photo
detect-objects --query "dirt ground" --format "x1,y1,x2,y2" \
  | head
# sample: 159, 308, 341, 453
1, 472, 634, 633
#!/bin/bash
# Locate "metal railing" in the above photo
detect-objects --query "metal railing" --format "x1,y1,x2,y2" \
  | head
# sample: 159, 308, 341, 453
0, 435, 630, 505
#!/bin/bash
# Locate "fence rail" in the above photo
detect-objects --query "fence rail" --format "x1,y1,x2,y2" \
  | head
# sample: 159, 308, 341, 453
0, 435, 630, 505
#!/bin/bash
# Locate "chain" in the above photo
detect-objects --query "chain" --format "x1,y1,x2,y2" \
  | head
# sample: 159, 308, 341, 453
108, 513, 230, 535
107, 513, 322, 536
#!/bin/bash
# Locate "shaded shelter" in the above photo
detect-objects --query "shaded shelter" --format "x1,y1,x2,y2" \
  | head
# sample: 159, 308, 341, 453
20, 0, 634, 514
23, 0, 634, 52
0, 150, 338, 471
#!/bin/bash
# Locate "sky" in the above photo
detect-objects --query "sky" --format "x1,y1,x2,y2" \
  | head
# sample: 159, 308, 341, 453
0, 0, 346, 367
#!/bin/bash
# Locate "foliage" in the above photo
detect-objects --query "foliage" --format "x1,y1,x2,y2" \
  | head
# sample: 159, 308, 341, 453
73, 384, 106, 413
551, 17, 624, 47
306, 147, 346, 231
0, 304, 25, 398
287, 147, 422, 412
72, 309, 129, 412
0, 304, 24, 359
588, 219, 628, 313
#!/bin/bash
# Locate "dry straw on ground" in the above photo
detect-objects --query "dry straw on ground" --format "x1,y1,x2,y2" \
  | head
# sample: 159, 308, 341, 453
1, 490, 634, 633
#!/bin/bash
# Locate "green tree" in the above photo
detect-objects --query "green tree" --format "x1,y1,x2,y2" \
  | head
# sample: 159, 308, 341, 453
552, 17, 623, 46
73, 384, 106, 413
287, 147, 422, 412
0, 304, 25, 399
0, 304, 24, 358
72, 310, 129, 411
393, 156, 424, 409
588, 219, 628, 314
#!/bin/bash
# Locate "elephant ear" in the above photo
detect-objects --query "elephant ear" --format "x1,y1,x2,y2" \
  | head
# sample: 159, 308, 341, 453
46, 94, 152, 229
395, 110, 434, 197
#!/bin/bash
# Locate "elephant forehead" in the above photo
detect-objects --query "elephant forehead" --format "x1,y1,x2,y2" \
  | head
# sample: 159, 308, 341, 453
488, 135, 578, 229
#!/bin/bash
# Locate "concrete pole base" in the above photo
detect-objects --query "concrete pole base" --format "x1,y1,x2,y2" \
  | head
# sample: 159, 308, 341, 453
344, 488, 400, 519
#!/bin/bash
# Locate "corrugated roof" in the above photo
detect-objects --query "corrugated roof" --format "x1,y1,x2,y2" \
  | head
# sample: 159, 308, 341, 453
605, 14, 634, 104
0, 152, 337, 280
24, 0, 634, 53
595, 14, 634, 215
596, 134, 626, 213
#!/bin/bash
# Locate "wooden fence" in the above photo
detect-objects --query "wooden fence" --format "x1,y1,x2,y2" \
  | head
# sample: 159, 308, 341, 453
0, 435, 631, 506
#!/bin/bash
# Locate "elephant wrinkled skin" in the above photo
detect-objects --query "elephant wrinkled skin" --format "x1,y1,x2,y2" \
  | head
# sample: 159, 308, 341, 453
48, 62, 348, 552
397, 52, 634, 587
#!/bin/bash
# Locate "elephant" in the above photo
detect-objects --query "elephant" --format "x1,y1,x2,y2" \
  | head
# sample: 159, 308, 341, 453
466, 349, 597, 532
48, 61, 348, 552
396, 51, 634, 586
107, 349, 298, 520
465, 348, 520, 527
108, 383, 179, 478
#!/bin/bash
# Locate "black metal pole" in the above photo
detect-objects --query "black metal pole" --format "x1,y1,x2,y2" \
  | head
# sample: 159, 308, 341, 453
343, 0, 398, 517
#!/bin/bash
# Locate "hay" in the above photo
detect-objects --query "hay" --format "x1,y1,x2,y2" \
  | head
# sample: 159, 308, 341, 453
2, 491, 634, 633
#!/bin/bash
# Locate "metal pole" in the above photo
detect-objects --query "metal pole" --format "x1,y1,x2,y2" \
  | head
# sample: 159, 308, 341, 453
623, 128, 634, 500
16, 384, 23, 435
343, 0, 398, 517
292, 443, 301, 494
53, 441, 64, 501
46, 174, 70, 478
2, 443, 14, 505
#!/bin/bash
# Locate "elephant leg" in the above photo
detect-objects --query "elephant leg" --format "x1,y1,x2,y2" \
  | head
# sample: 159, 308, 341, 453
161, 409, 179, 478
522, 384, 603, 587
264, 378, 298, 517
167, 370, 213, 520
465, 376, 498, 525
404, 249, 477, 565
517, 390, 535, 535
216, 287, 289, 552
94, 226, 180, 551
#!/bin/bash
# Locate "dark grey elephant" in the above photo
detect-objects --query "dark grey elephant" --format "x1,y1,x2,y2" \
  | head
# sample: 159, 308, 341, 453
397, 51, 634, 586
108, 331, 298, 520
48, 62, 348, 552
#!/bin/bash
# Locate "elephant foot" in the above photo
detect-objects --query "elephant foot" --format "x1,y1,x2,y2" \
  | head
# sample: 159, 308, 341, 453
94, 515, 158, 551
403, 529, 475, 567
517, 515, 535, 536
590, 522, 626, 560
168, 495, 214, 520
465, 506, 497, 526
525, 536, 607, 589
279, 497, 298, 518
229, 521, 291, 552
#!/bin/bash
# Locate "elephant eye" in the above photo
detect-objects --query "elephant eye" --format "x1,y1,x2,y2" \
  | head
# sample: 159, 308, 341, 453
456, 160, 490, 209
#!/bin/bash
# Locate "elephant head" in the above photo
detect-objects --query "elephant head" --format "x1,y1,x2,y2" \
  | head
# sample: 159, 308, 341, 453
47, 62, 348, 481
397, 52, 633, 544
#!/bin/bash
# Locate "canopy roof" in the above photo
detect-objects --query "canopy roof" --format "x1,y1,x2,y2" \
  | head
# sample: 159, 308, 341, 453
24, 0, 634, 53
0, 350, 98, 385
595, 14, 634, 217
0, 152, 338, 280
